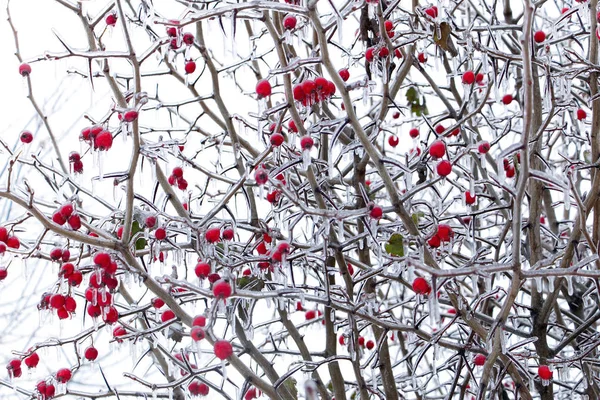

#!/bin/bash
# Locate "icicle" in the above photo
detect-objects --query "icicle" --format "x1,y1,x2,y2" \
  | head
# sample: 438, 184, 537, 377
429, 277, 440, 327
564, 187, 570, 211
221, 360, 227, 381
567, 276, 574, 296
303, 149, 311, 170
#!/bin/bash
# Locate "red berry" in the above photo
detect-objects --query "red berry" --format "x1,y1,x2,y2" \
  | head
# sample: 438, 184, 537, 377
425, 6, 438, 18
68, 214, 82, 230
185, 60, 196, 74
213, 280, 232, 299
436, 160, 452, 177
293, 85, 306, 102
189, 381, 209, 396
19, 63, 32, 76
256, 80, 272, 98
462, 71, 475, 85
106, 13, 117, 26
270, 133, 285, 146
222, 228, 234, 240
365, 47, 375, 62
155, 228, 167, 241
20, 131, 33, 143
502, 94, 513, 105
95, 131, 113, 150
476, 73, 485, 84
412, 277, 431, 295
161, 310, 176, 322
358, 336, 365, 346
193, 315, 207, 327
244, 388, 260, 400
214, 340, 233, 360
123, 110, 138, 123
103, 306, 119, 324
409, 128, 419, 139
6, 236, 19, 249
339, 335, 346, 345
388, 135, 399, 147
474, 354, 486, 366
577, 108, 587, 120
0, 267, 7, 281
379, 47, 390, 58
538, 365, 553, 380
182, 32, 194, 45
205, 228, 221, 243
0, 227, 7, 243
533, 30, 546, 43
366, 340, 375, 350
369, 204, 383, 219
255, 168, 269, 185
195, 262, 211, 279
145, 216, 157, 229
68, 270, 82, 286
435, 125, 445, 135
72, 160, 84, 173
437, 224, 453, 241
338, 68, 350, 82
191, 327, 206, 341
428, 234, 441, 248
50, 247, 63, 261
429, 140, 446, 158
506, 165, 515, 178
152, 297, 165, 308
417, 52, 427, 63
56, 368, 72, 383
25, 353, 39, 369
478, 141, 490, 154
84, 346, 98, 361
465, 191, 477, 205
384, 19, 394, 31
395, 48, 402, 58
305, 310, 317, 320
300, 136, 314, 150
283, 15, 297, 30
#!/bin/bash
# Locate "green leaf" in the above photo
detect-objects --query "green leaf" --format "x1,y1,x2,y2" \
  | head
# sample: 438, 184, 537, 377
385, 233, 404, 257
131, 221, 147, 250
406, 87, 418, 103
283, 378, 298, 398
412, 212, 424, 226
238, 276, 252, 288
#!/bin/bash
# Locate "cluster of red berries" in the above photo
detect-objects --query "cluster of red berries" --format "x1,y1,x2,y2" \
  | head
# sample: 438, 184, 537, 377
461, 70, 485, 86
168, 167, 188, 190
427, 137, 453, 177
292, 77, 336, 107
190, 314, 207, 342
194, 260, 223, 283
166, 22, 195, 50
503, 157, 516, 178
38, 289, 78, 320
266, 174, 286, 204
80, 126, 113, 151
338, 335, 375, 350
427, 223, 453, 248
189, 380, 210, 396
51, 203, 82, 230
69, 152, 83, 174
56, 256, 83, 288
83, 252, 120, 324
